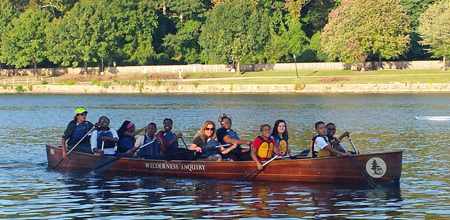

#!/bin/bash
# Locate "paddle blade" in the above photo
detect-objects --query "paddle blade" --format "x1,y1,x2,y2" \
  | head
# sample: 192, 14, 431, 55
91, 154, 125, 174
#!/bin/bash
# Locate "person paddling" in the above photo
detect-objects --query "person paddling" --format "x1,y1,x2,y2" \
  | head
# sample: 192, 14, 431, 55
157, 118, 183, 150
216, 113, 253, 161
116, 120, 146, 154
271, 120, 291, 157
91, 116, 119, 156
128, 122, 164, 159
308, 121, 351, 158
326, 123, 351, 155
61, 108, 95, 157
251, 124, 284, 170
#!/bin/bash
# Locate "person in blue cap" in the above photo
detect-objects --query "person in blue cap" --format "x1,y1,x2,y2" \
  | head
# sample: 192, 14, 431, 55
61, 108, 95, 156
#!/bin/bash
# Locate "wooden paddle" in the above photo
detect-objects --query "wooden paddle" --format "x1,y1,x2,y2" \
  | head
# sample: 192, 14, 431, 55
91, 140, 155, 174
53, 125, 96, 169
341, 145, 377, 188
239, 155, 280, 181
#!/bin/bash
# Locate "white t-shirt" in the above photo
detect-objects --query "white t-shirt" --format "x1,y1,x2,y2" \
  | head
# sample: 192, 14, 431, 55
308, 136, 329, 157
91, 128, 118, 155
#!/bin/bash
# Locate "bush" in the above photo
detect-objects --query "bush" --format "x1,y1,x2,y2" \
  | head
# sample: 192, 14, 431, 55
91, 79, 101, 85
41, 79, 48, 85
28, 85, 33, 91
15, 85, 24, 93
102, 82, 111, 89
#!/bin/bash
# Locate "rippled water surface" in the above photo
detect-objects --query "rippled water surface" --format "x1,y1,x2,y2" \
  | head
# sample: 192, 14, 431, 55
1, 93, 449, 219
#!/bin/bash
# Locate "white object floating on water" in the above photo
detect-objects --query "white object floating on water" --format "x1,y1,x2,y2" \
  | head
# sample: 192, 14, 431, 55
415, 115, 450, 121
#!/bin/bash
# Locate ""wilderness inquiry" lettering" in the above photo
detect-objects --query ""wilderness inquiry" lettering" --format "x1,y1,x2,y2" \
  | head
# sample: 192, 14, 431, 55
145, 162, 206, 171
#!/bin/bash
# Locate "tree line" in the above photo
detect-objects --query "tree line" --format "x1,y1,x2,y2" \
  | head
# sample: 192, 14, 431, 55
0, 0, 448, 75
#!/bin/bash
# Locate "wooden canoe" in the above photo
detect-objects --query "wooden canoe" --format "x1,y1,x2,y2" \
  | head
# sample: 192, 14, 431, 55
46, 144, 402, 184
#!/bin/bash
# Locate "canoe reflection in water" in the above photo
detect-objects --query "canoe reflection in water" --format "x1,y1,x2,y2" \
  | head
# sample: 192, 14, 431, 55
57, 174, 402, 219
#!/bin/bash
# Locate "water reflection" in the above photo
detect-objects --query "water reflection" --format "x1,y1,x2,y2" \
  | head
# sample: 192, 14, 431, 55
2, 94, 450, 218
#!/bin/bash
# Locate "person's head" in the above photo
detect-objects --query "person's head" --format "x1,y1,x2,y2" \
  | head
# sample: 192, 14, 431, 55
98, 116, 110, 129
218, 113, 232, 130
74, 108, 88, 122
147, 122, 157, 136
315, 121, 326, 136
117, 120, 134, 137
272, 120, 288, 139
260, 124, 272, 139
163, 118, 173, 132
200, 120, 216, 139
326, 123, 336, 137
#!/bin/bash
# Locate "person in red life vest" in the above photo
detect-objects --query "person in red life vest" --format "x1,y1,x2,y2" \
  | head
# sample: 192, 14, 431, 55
308, 121, 351, 158
250, 124, 284, 170
157, 118, 182, 150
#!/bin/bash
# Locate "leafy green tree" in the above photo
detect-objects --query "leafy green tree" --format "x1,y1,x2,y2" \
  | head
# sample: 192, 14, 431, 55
199, 0, 270, 74
113, 0, 158, 65
322, 0, 410, 70
1, 7, 50, 77
400, 0, 435, 60
46, 0, 120, 72
163, 0, 212, 63
0, 1, 16, 66
418, 1, 450, 70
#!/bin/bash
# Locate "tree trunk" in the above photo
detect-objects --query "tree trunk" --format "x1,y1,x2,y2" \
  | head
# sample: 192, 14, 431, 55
237, 60, 241, 75
379, 54, 382, 70
360, 61, 366, 72
84, 61, 88, 75
443, 56, 446, 71
34, 60, 38, 79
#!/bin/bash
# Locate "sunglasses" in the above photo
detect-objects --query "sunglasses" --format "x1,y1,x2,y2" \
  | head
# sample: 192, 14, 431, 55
221, 121, 230, 125
327, 128, 336, 130
77, 113, 87, 116
205, 127, 215, 131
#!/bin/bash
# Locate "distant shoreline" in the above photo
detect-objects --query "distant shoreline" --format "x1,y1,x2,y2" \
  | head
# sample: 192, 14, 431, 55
2, 82, 450, 94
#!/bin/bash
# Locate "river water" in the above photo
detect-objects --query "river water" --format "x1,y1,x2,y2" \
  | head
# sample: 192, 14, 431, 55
0, 93, 449, 219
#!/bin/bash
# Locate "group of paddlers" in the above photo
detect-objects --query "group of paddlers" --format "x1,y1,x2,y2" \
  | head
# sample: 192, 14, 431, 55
61, 108, 352, 170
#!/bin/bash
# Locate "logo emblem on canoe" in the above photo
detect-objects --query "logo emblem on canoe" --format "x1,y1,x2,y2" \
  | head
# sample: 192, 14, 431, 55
365, 157, 386, 178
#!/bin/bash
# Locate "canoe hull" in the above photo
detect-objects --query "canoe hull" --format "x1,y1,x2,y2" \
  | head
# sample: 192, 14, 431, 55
46, 145, 402, 183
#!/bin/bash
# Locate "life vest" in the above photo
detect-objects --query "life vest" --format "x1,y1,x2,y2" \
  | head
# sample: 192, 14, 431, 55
117, 136, 135, 153
140, 135, 162, 158
201, 139, 220, 158
96, 130, 115, 149
272, 136, 288, 153
160, 132, 178, 149
71, 122, 90, 142
257, 136, 274, 159
327, 135, 338, 156
310, 135, 330, 158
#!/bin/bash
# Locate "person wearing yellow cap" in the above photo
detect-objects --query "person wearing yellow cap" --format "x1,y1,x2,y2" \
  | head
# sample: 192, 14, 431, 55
61, 108, 95, 156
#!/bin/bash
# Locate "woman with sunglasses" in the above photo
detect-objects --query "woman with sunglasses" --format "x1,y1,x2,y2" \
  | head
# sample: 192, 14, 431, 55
216, 113, 253, 161
188, 121, 225, 161
61, 108, 95, 156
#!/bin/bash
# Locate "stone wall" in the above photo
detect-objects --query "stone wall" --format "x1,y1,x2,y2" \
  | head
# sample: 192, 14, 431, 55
1, 60, 449, 77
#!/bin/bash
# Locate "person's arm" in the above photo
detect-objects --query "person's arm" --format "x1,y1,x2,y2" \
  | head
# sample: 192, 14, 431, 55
158, 132, 182, 148
219, 141, 237, 155
127, 136, 144, 154
157, 137, 165, 153
124, 126, 146, 137
338, 131, 350, 141
222, 134, 252, 146
61, 137, 67, 158
251, 145, 263, 170
101, 129, 119, 143
189, 136, 203, 152
91, 131, 103, 155
323, 145, 351, 156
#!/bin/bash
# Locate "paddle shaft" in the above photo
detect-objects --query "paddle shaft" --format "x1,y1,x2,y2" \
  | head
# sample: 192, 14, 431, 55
91, 140, 155, 174
341, 145, 377, 188
348, 137, 359, 154
53, 125, 96, 169
239, 155, 279, 181
181, 137, 188, 149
